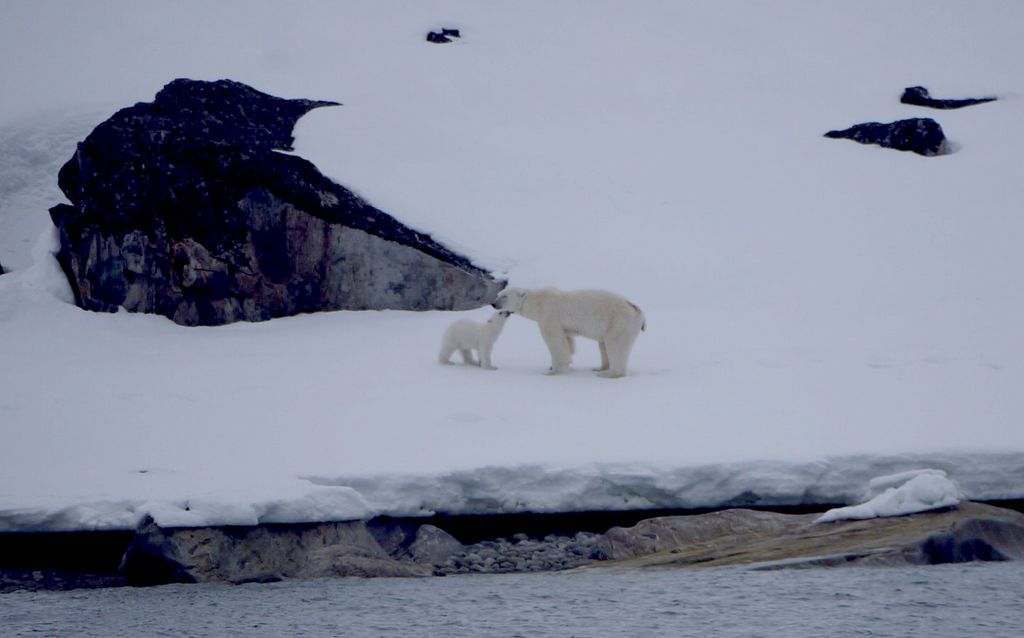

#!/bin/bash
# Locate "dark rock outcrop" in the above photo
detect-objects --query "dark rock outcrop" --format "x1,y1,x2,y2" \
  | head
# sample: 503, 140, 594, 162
122, 517, 432, 585
824, 118, 947, 156
118, 516, 602, 584
427, 28, 461, 43
0, 529, 133, 592
901, 86, 996, 110
368, 521, 464, 565
49, 79, 503, 326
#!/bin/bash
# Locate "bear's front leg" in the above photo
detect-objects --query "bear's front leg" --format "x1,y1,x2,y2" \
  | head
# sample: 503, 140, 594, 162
479, 342, 497, 370
540, 323, 572, 374
439, 343, 456, 365
593, 340, 610, 372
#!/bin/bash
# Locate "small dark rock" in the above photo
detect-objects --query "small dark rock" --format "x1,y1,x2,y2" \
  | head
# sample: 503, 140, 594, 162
901, 86, 996, 110
824, 118, 947, 156
427, 28, 461, 43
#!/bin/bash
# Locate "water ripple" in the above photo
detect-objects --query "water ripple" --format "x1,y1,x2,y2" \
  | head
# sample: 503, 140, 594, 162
3, 563, 1023, 637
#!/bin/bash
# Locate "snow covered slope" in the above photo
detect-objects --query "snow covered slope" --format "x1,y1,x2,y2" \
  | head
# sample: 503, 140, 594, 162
1, 1, 1023, 531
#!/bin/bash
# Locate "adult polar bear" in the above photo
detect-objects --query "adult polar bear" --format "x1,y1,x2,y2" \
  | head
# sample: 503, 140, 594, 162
492, 287, 645, 378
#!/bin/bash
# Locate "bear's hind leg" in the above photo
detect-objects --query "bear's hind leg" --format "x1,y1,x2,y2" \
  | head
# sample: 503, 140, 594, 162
597, 333, 637, 378
460, 348, 479, 366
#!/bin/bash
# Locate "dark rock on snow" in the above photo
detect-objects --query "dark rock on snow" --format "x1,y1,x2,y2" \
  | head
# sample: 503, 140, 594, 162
49, 79, 503, 326
824, 118, 947, 156
901, 86, 996, 110
427, 28, 461, 43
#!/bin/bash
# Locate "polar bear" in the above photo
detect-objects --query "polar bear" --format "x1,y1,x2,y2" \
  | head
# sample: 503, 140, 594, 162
492, 287, 645, 378
438, 310, 512, 370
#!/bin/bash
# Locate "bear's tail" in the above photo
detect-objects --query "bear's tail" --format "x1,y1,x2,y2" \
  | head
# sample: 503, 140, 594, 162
628, 301, 646, 332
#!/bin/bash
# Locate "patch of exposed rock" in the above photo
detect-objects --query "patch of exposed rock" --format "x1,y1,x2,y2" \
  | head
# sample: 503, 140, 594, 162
824, 118, 947, 156
427, 28, 462, 43
900, 86, 996, 110
49, 79, 504, 326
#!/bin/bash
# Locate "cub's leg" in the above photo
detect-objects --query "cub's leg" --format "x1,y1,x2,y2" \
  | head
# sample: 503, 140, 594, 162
479, 342, 496, 370
460, 348, 478, 366
439, 342, 456, 365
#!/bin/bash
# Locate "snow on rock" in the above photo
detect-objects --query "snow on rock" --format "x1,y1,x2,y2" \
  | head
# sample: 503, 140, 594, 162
1, 453, 1015, 533
815, 469, 963, 524
310, 454, 1014, 520
140, 485, 373, 529
0, 472, 374, 533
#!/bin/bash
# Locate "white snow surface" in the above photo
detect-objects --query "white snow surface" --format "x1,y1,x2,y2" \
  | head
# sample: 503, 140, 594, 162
2, 1, 1023, 532
814, 469, 963, 523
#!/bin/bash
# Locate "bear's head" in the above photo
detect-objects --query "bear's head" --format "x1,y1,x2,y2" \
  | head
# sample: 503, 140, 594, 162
487, 310, 512, 326
492, 287, 527, 313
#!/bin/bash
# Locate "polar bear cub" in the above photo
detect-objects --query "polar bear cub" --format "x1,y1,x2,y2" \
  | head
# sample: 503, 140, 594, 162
492, 287, 645, 378
439, 310, 512, 370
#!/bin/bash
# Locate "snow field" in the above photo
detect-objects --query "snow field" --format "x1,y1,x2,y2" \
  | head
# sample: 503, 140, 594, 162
1, 1, 1022, 531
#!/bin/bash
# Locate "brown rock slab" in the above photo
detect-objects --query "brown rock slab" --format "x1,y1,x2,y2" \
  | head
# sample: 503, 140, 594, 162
590, 502, 1024, 570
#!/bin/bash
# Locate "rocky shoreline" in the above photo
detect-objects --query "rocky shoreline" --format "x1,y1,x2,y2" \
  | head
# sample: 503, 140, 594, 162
3, 502, 1023, 592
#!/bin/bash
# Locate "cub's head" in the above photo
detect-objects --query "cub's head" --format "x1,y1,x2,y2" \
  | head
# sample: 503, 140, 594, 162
491, 287, 527, 313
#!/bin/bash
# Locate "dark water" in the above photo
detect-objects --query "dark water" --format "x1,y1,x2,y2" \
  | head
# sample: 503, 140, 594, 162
3, 563, 1023, 637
